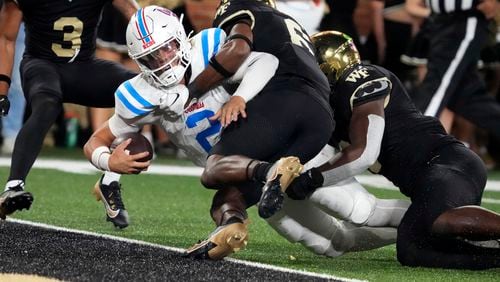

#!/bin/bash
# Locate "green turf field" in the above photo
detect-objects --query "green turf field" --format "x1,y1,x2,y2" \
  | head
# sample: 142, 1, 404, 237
1, 150, 499, 281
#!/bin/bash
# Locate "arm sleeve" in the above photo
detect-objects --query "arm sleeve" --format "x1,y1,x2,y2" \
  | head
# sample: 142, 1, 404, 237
322, 114, 385, 186
227, 52, 279, 102
108, 114, 141, 138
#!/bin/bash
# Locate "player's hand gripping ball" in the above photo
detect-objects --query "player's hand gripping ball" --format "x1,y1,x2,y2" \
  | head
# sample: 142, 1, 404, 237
111, 132, 154, 163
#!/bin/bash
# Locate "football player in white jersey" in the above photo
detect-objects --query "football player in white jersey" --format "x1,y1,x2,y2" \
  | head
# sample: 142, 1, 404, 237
84, 6, 408, 260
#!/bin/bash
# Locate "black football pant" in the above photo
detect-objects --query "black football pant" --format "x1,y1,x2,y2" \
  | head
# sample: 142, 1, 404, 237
397, 143, 500, 269
8, 56, 136, 182
210, 78, 334, 206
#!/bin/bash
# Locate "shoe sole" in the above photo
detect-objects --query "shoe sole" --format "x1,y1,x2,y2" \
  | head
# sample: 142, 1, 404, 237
93, 180, 129, 229
0, 191, 33, 219
185, 222, 248, 260
258, 157, 303, 218
268, 156, 304, 193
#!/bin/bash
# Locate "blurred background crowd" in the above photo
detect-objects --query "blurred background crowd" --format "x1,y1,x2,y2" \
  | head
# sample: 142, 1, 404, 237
1, 0, 499, 168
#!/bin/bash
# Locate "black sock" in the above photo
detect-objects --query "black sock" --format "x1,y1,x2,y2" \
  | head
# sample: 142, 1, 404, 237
252, 162, 272, 183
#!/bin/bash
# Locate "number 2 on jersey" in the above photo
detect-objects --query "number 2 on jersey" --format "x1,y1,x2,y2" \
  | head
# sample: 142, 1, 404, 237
185, 110, 222, 153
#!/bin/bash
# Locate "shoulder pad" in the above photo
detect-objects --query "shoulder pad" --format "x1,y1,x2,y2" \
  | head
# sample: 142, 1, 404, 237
350, 77, 392, 108
114, 75, 160, 120
190, 28, 227, 82
214, 2, 256, 31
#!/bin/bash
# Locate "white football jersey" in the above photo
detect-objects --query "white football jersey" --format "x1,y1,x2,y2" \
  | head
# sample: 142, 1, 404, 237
109, 28, 230, 166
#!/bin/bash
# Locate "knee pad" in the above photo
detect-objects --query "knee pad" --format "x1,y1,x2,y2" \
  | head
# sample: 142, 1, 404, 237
350, 191, 377, 225
309, 178, 377, 225
266, 213, 344, 257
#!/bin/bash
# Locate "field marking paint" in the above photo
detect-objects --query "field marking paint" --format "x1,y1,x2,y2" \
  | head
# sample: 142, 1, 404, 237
1, 157, 499, 204
1, 157, 499, 202
8, 218, 365, 282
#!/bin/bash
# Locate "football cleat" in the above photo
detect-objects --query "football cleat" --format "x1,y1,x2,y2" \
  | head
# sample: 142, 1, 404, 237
93, 177, 129, 229
258, 156, 303, 219
184, 221, 249, 260
0, 185, 33, 220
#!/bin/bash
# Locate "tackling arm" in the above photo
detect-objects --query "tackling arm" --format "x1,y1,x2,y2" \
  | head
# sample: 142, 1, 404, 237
319, 98, 386, 186
188, 22, 253, 99
212, 52, 279, 126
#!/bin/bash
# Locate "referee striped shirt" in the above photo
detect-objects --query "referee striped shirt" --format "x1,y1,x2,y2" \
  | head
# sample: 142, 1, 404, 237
425, 0, 480, 13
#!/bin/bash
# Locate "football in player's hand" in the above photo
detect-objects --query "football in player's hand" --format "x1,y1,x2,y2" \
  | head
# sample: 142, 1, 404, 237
111, 132, 154, 162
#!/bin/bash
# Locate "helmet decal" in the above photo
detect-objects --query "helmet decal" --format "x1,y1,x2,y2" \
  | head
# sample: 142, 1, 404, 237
135, 9, 155, 49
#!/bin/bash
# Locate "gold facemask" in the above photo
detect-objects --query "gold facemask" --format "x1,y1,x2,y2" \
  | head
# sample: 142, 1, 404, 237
311, 31, 361, 83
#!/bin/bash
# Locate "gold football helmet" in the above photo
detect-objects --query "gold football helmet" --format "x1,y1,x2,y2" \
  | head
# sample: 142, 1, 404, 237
257, 0, 276, 8
311, 31, 361, 82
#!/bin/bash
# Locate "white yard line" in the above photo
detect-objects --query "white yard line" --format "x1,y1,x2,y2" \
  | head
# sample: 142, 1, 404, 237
1, 157, 499, 204
8, 218, 364, 282
1, 157, 499, 205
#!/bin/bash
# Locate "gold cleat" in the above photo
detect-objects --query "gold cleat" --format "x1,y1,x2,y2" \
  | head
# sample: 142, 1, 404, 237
266, 156, 304, 193
258, 156, 303, 219
93, 179, 102, 201
185, 221, 249, 260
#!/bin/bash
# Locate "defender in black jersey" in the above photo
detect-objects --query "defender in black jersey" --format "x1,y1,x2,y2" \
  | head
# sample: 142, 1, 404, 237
285, 31, 500, 269
184, 0, 333, 259
0, 0, 138, 225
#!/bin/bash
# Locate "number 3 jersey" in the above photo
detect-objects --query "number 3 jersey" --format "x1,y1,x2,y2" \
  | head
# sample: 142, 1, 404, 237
109, 28, 231, 167
13, 0, 111, 62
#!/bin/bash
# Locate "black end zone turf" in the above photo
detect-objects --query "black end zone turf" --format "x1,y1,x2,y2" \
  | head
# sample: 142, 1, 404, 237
0, 221, 338, 281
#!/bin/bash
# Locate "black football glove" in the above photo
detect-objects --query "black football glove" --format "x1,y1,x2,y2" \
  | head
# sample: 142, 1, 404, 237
286, 167, 324, 200
0, 95, 10, 116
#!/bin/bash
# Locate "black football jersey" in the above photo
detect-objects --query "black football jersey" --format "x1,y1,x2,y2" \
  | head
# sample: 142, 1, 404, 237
330, 63, 459, 193
15, 0, 112, 63
213, 0, 331, 107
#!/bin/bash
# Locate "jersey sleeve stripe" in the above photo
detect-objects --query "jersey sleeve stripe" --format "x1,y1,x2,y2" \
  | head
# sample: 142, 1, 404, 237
116, 89, 149, 116
124, 81, 154, 108
201, 30, 210, 67
213, 28, 222, 56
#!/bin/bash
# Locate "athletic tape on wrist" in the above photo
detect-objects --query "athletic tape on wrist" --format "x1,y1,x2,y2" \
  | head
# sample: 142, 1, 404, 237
91, 146, 111, 171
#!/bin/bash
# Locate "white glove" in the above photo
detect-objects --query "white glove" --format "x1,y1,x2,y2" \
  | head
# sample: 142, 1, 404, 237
159, 84, 189, 120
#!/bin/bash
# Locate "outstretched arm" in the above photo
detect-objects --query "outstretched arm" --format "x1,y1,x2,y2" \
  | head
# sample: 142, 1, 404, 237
211, 52, 279, 126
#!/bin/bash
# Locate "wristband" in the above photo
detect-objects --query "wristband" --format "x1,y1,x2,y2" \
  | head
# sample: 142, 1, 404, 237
209, 56, 235, 78
91, 146, 111, 171
0, 74, 11, 87
227, 34, 253, 50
